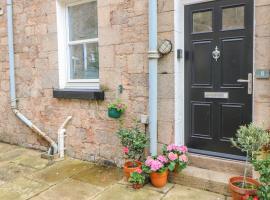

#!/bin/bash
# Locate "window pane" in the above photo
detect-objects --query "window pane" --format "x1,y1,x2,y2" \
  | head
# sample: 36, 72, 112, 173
70, 43, 99, 80
193, 11, 212, 33
68, 1, 98, 41
222, 6, 244, 30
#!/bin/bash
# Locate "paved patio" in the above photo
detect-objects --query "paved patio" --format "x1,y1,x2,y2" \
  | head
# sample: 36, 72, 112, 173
0, 142, 230, 200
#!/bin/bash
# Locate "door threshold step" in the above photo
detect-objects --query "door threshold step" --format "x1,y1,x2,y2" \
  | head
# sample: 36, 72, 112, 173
169, 166, 237, 196
189, 153, 252, 176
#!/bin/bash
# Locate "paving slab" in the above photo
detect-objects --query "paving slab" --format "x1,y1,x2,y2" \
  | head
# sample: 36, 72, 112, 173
0, 177, 49, 200
162, 185, 226, 200
0, 143, 19, 154
30, 159, 93, 185
93, 184, 164, 200
30, 179, 103, 200
11, 153, 51, 170
71, 165, 123, 188
144, 182, 174, 194
0, 148, 29, 162
0, 162, 36, 184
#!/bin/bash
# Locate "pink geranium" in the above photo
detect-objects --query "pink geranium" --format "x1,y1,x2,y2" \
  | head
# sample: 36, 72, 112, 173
178, 145, 188, 153
145, 156, 153, 167
157, 155, 168, 164
135, 168, 143, 174
123, 147, 129, 154
179, 154, 188, 163
150, 160, 164, 171
168, 152, 178, 161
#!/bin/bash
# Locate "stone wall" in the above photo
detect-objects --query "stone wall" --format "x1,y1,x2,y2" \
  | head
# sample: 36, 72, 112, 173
0, 0, 175, 165
254, 0, 270, 129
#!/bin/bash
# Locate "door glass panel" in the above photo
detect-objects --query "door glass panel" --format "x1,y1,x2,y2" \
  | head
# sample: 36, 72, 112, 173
222, 6, 244, 30
193, 10, 212, 33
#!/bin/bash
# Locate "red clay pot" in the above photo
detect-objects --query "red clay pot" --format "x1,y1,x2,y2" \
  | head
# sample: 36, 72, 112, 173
123, 161, 142, 180
229, 176, 260, 200
150, 169, 169, 188
132, 183, 143, 189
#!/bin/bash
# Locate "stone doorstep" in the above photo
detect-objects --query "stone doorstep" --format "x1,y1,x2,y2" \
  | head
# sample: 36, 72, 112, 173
169, 166, 234, 196
170, 153, 253, 196
189, 153, 252, 176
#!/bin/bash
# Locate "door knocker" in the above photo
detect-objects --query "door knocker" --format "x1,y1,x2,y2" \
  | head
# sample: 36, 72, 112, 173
212, 46, 220, 61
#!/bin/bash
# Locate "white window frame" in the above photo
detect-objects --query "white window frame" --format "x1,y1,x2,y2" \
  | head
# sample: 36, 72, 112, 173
56, 0, 99, 89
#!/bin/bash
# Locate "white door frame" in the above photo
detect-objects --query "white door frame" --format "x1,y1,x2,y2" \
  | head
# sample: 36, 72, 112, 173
173, 0, 255, 145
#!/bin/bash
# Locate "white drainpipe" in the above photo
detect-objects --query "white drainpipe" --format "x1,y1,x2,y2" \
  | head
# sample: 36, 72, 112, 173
7, 0, 58, 155
58, 116, 72, 159
148, 0, 159, 156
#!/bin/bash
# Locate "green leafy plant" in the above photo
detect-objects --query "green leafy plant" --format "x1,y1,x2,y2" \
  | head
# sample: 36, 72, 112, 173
108, 99, 127, 113
128, 169, 146, 185
116, 123, 148, 162
231, 123, 270, 189
252, 157, 270, 200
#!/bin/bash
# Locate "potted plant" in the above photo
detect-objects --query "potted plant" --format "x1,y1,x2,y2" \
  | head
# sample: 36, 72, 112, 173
116, 124, 148, 179
259, 128, 270, 160
242, 194, 259, 200
128, 168, 146, 189
229, 123, 270, 200
108, 99, 127, 119
162, 144, 188, 173
252, 156, 270, 200
142, 155, 172, 188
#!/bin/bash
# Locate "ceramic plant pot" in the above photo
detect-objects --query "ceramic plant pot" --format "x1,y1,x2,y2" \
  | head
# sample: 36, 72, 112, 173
150, 169, 169, 188
132, 183, 143, 189
229, 176, 260, 200
108, 108, 122, 118
123, 161, 142, 180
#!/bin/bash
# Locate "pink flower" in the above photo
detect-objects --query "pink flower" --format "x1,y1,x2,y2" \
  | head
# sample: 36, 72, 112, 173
167, 144, 174, 151
136, 168, 143, 174
145, 156, 153, 167
150, 160, 163, 171
179, 154, 188, 163
179, 145, 188, 153
123, 147, 129, 154
168, 152, 178, 161
157, 155, 168, 163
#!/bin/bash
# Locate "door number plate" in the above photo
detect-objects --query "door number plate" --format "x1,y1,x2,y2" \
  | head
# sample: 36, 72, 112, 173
204, 92, 229, 99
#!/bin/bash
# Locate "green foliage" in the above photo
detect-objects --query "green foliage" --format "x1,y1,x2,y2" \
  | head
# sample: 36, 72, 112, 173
128, 172, 146, 185
252, 157, 270, 200
116, 124, 148, 161
231, 123, 270, 158
231, 123, 270, 189
108, 99, 127, 113
168, 162, 176, 172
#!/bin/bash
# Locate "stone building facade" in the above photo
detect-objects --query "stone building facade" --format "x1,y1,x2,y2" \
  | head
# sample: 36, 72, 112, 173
0, 0, 269, 165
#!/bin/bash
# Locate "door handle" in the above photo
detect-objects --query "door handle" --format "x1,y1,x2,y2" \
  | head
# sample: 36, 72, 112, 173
237, 73, 253, 94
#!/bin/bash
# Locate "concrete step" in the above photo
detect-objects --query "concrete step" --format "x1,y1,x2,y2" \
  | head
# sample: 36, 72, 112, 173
169, 166, 234, 196
189, 153, 252, 176
169, 154, 253, 196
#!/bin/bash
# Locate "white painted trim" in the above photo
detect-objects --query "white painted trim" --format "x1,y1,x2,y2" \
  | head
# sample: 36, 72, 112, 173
174, 0, 255, 145
56, 0, 99, 89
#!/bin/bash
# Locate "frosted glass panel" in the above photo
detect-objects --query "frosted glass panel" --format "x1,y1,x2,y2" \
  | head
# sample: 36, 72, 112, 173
193, 11, 212, 33
222, 6, 244, 30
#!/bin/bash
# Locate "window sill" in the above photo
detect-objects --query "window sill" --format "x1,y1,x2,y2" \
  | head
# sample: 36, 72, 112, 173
53, 88, 104, 100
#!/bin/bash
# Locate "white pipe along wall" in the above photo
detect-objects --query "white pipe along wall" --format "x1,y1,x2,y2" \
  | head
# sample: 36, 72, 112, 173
6, 0, 58, 155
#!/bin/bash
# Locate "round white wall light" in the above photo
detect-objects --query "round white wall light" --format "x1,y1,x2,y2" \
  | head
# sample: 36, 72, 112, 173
158, 40, 173, 55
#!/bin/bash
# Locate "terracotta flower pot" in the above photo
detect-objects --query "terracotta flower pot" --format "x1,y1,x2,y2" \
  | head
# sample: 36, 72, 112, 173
123, 161, 142, 180
132, 183, 143, 189
229, 176, 260, 200
150, 169, 169, 188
